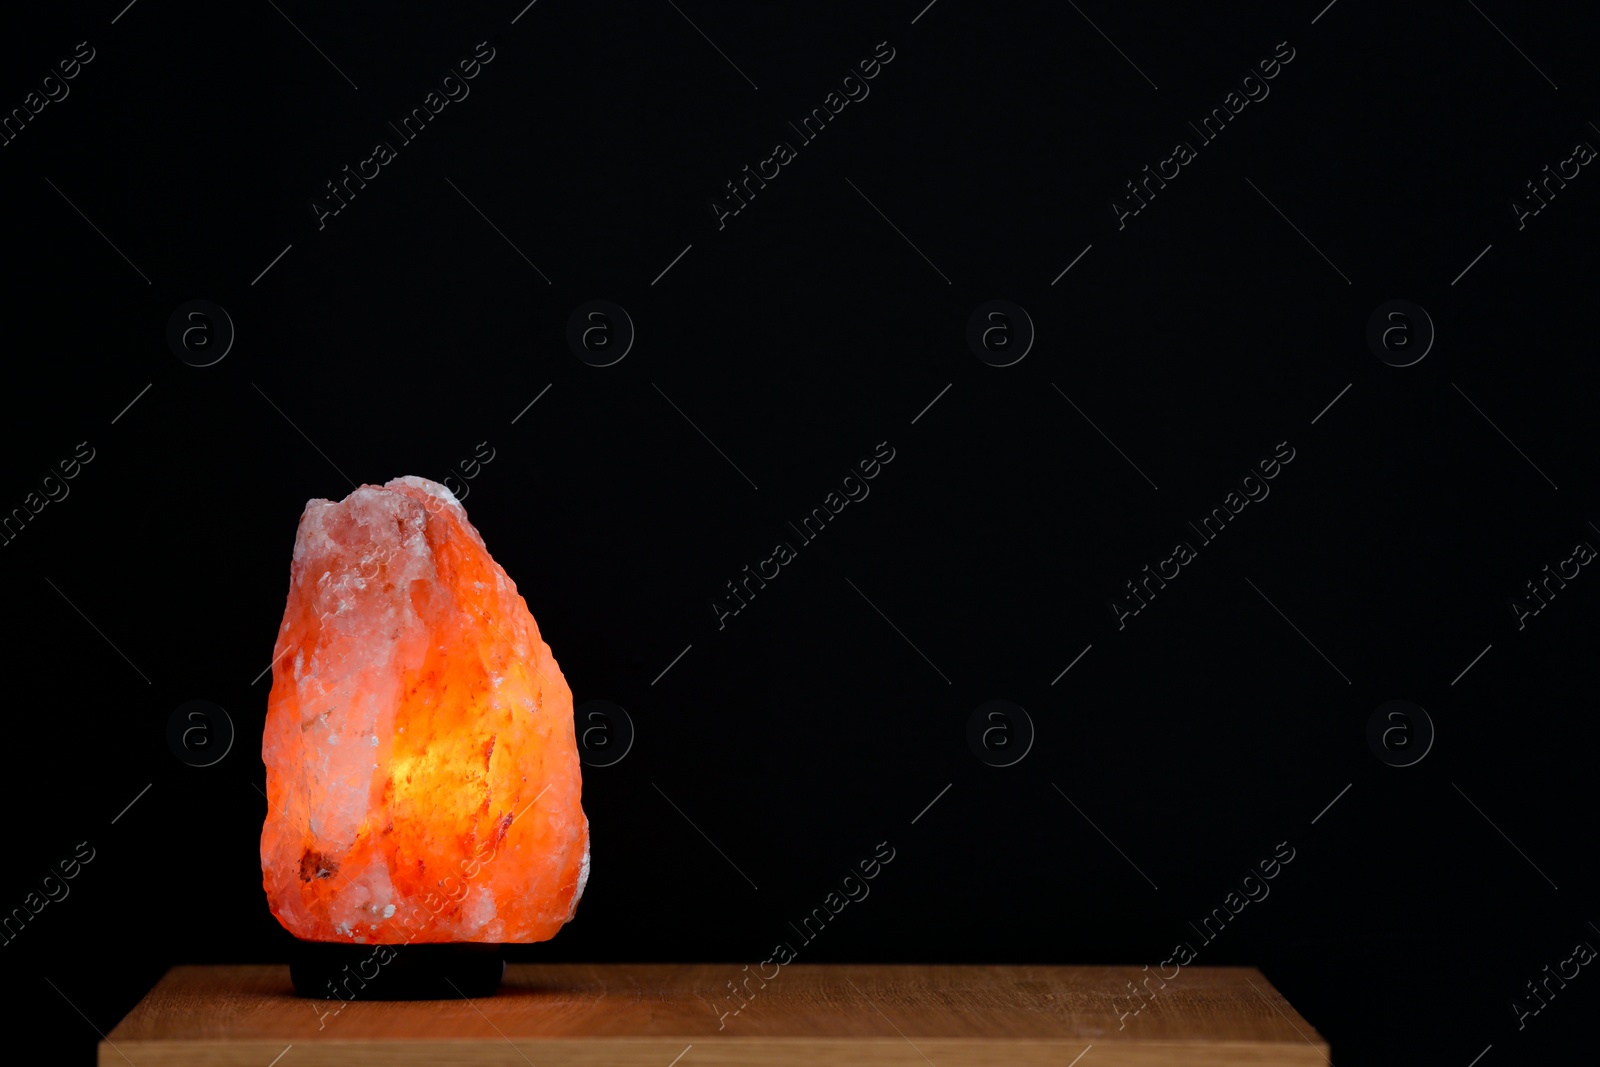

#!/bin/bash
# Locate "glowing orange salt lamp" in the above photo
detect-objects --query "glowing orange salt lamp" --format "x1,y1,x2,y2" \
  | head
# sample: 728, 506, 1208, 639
260, 476, 588, 997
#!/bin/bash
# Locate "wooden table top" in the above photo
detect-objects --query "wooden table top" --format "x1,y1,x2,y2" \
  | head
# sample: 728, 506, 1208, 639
103, 962, 1330, 1066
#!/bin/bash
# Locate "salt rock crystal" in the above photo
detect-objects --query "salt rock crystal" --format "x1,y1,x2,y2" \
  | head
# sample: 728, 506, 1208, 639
260, 476, 588, 944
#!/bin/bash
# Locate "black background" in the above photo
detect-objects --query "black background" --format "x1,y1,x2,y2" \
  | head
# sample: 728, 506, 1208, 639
2, 2, 1596, 1064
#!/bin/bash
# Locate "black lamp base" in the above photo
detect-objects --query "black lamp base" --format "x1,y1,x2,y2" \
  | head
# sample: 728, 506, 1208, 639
290, 939, 505, 999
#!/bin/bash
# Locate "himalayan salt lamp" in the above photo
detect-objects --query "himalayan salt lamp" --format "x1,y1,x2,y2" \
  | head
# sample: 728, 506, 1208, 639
260, 476, 588, 997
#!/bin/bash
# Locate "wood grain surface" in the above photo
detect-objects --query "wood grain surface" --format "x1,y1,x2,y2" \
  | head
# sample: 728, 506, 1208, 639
102, 963, 1331, 1066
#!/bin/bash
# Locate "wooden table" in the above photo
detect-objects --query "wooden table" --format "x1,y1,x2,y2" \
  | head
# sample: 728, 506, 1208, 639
104, 963, 1330, 1065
